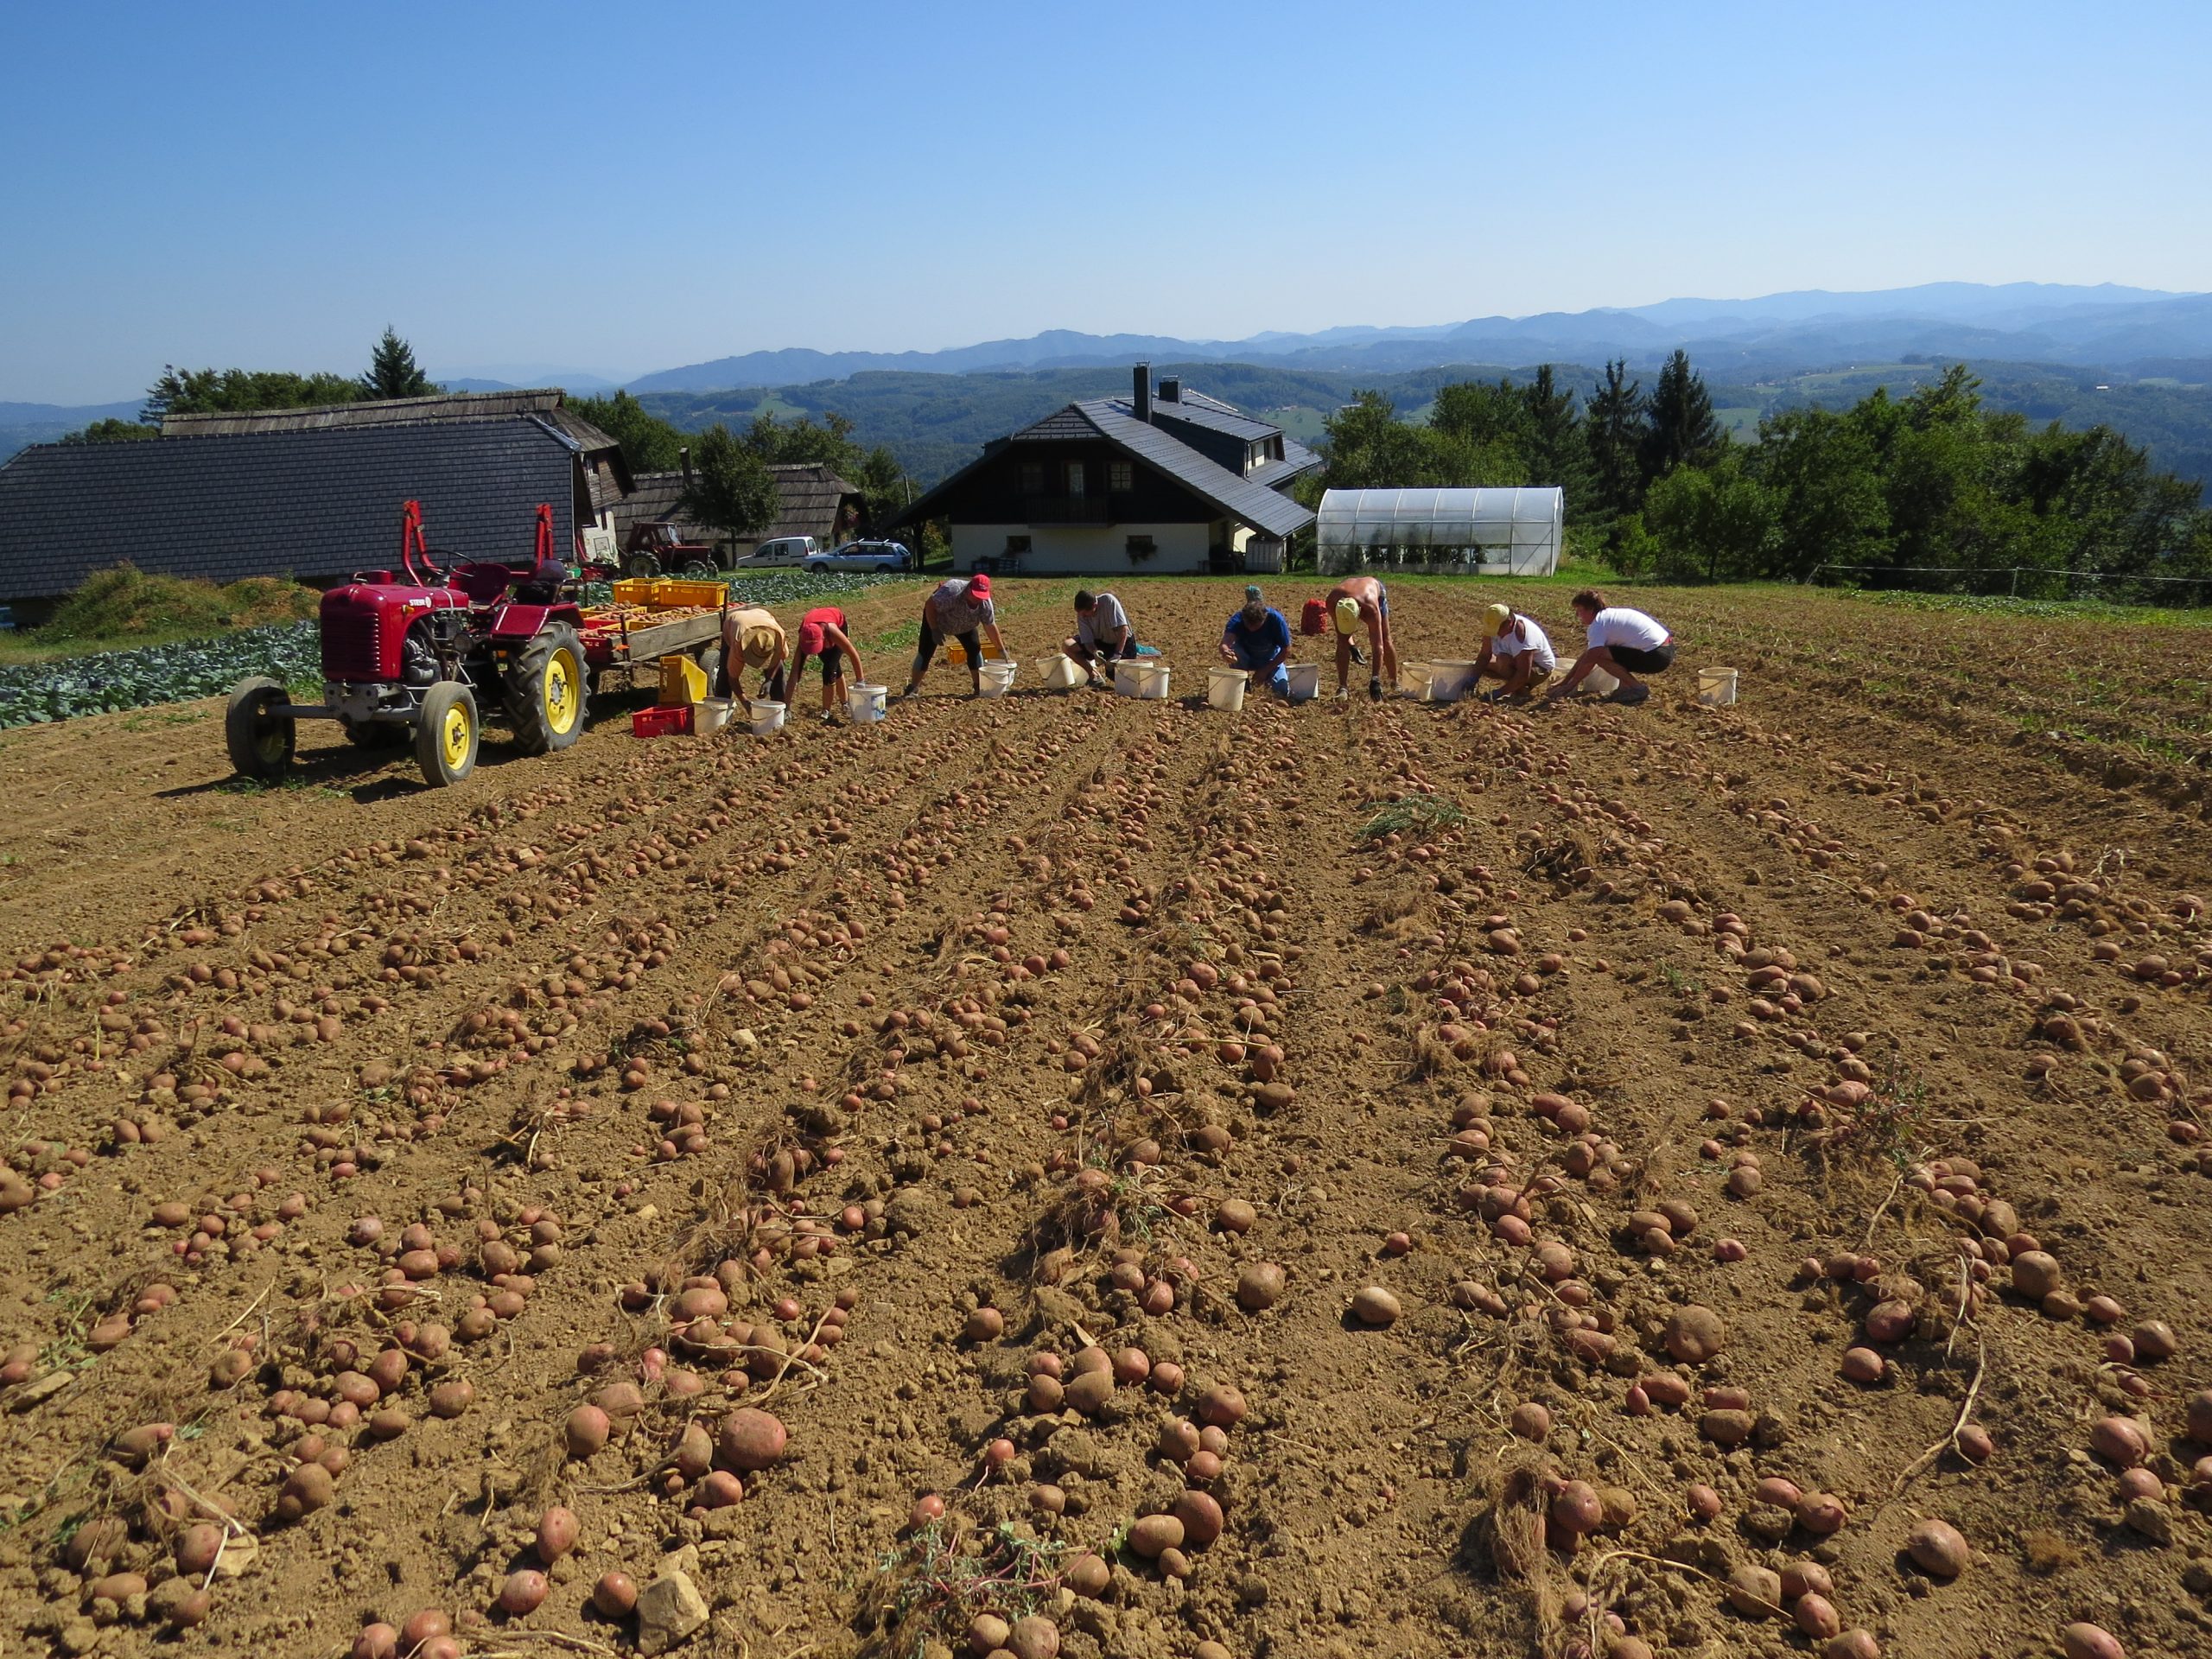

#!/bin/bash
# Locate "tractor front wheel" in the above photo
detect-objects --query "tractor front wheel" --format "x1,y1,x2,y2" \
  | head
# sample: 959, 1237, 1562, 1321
414, 683, 480, 786
225, 677, 296, 781
506, 623, 588, 754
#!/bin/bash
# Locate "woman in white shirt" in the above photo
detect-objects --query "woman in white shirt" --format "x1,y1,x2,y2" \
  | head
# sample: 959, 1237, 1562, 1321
1548, 588, 1675, 705
1472, 602, 1557, 700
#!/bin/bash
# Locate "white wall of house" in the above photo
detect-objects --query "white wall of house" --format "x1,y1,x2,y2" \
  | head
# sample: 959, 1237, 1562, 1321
951, 522, 1212, 575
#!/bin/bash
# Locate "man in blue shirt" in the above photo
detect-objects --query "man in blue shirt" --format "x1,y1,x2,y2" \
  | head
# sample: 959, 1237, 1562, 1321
1219, 584, 1292, 695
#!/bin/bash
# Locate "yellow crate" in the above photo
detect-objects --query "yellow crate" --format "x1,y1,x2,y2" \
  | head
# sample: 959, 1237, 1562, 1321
943, 640, 1008, 666
611, 578, 658, 606
658, 654, 710, 706
652, 579, 730, 609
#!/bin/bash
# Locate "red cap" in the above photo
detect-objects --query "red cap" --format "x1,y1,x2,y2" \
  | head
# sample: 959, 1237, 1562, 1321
968, 572, 992, 598
796, 621, 825, 657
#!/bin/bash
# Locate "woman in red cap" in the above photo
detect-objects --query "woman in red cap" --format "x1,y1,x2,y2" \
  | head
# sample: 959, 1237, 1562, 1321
901, 570, 1007, 699
791, 606, 866, 723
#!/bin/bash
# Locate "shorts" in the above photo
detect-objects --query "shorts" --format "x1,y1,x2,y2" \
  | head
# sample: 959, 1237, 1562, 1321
1608, 643, 1675, 674
792, 648, 845, 685
914, 620, 982, 675
1375, 582, 1389, 619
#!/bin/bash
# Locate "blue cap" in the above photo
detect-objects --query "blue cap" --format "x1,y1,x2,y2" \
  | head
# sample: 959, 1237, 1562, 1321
1244, 585, 1263, 603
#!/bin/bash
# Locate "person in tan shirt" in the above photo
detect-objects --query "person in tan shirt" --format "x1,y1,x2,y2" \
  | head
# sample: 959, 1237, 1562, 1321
722, 605, 789, 701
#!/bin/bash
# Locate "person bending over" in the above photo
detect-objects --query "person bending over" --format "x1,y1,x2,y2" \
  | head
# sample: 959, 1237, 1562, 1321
722, 603, 789, 702
1219, 585, 1292, 696
1472, 602, 1556, 700
1548, 588, 1674, 706
1325, 574, 1397, 700
901, 572, 1007, 699
791, 606, 865, 723
1063, 589, 1136, 687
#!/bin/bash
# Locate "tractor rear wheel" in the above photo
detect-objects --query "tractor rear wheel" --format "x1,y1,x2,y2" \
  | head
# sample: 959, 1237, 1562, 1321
225, 677, 295, 781
626, 552, 659, 578
506, 623, 588, 754
414, 683, 480, 786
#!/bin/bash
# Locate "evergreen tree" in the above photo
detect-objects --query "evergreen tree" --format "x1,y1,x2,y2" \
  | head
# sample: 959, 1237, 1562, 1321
1519, 365, 1597, 520
143, 365, 361, 423
1639, 350, 1725, 483
359, 327, 435, 400
1584, 359, 1649, 526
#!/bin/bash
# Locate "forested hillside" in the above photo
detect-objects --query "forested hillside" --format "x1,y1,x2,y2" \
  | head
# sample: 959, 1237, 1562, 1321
632, 360, 2212, 491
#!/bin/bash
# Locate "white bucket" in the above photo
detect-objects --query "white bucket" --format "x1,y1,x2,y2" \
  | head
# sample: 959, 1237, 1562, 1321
1041, 653, 1086, 692
1697, 666, 1738, 707
1206, 667, 1249, 712
1583, 665, 1620, 697
978, 660, 1018, 698
747, 699, 787, 735
1284, 662, 1322, 703
1427, 660, 1481, 702
1115, 659, 1171, 700
1398, 664, 1437, 701
692, 698, 734, 734
846, 683, 887, 723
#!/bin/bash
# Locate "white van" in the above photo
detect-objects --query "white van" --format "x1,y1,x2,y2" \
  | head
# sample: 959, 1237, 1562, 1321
732, 536, 817, 568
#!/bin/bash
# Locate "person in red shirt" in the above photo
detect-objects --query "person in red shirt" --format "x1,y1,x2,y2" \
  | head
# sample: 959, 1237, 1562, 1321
791, 606, 867, 723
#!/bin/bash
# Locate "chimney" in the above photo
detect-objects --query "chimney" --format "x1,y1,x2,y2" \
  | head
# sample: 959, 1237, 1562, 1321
1159, 377, 1180, 404
680, 446, 691, 481
1133, 363, 1152, 424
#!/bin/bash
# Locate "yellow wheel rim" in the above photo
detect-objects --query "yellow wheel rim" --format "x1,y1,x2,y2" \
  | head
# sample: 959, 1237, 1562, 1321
253, 713, 286, 764
543, 648, 580, 734
440, 702, 472, 768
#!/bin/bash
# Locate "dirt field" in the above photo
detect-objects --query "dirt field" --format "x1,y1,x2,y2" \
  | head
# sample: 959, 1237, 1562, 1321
2, 576, 2209, 1659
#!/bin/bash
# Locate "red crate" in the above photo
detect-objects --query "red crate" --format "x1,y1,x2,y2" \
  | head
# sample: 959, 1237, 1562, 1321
631, 703, 692, 739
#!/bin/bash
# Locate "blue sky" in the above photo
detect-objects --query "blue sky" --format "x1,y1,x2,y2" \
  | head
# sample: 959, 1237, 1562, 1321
3, 0, 2207, 403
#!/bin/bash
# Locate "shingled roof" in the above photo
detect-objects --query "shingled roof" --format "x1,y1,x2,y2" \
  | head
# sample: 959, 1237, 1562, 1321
886, 383, 1315, 542
612, 461, 865, 548
162, 388, 620, 453
0, 421, 584, 604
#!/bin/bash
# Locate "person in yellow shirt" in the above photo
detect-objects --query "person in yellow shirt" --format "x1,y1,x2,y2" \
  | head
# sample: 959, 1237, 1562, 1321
721, 605, 789, 701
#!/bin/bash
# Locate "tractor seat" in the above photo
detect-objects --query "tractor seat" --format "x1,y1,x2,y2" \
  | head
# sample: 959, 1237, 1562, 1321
452, 560, 558, 604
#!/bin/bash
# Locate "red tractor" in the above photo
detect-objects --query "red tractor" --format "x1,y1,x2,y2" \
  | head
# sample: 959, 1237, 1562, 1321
226, 501, 724, 788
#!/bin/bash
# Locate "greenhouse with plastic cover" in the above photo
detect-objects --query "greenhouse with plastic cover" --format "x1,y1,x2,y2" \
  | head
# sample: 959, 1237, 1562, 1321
1315, 486, 1564, 576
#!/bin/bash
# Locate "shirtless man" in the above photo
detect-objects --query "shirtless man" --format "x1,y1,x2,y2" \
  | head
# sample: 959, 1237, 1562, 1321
1326, 574, 1398, 701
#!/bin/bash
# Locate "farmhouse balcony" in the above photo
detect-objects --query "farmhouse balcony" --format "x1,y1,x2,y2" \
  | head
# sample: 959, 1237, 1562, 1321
1019, 492, 1135, 525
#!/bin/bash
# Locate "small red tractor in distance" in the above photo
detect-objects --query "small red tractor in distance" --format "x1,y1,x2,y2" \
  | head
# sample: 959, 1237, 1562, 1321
226, 501, 727, 788
618, 519, 721, 577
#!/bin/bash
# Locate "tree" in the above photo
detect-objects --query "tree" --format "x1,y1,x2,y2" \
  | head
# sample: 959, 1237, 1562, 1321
1518, 365, 1597, 521
568, 391, 688, 474
143, 366, 361, 423
65, 417, 160, 443
1640, 350, 1726, 484
1431, 378, 1531, 460
1584, 359, 1649, 530
1628, 454, 1777, 581
359, 327, 435, 399
1753, 407, 1890, 577
677, 423, 780, 543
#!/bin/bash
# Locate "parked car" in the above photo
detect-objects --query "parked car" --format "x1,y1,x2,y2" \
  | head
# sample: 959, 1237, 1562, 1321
730, 536, 817, 568
804, 540, 913, 573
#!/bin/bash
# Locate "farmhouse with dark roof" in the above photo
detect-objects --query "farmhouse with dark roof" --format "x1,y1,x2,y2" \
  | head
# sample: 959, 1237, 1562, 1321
879, 365, 1319, 575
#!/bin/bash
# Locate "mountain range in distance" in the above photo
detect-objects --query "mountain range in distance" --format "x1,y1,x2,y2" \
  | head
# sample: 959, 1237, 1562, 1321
622, 282, 2212, 392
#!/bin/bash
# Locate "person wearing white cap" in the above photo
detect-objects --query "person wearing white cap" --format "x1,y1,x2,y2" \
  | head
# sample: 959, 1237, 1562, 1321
1471, 602, 1557, 701
1324, 574, 1397, 700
